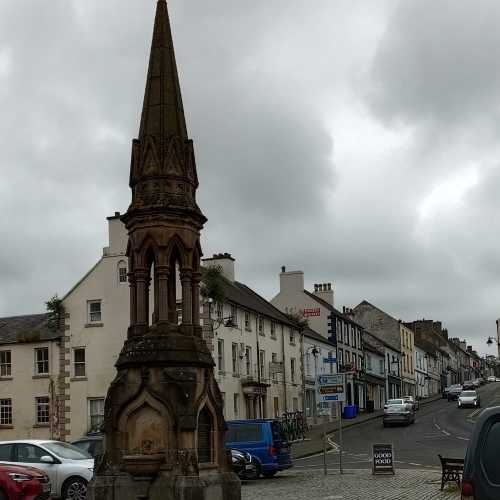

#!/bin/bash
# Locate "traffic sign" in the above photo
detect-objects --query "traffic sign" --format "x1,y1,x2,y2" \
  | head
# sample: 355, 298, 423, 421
317, 373, 345, 402
323, 356, 337, 364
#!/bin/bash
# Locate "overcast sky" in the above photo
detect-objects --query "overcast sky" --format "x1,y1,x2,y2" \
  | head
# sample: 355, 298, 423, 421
1, 0, 499, 356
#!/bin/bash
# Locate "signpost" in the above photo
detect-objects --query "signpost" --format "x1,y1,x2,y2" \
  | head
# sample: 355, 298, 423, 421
372, 443, 395, 475
317, 374, 345, 475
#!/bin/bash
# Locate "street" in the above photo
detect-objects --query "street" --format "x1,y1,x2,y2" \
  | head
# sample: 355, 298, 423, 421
294, 382, 500, 471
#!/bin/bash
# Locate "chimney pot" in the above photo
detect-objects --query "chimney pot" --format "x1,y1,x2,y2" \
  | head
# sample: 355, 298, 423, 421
327, 283, 331, 291
314, 284, 318, 292
115, 211, 120, 217
281, 266, 286, 273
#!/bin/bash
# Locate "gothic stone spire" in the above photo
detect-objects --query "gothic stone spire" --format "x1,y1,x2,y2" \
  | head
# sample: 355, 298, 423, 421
127, 0, 204, 223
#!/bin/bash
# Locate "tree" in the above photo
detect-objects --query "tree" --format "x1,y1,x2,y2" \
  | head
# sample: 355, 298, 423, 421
200, 266, 226, 304
46, 295, 64, 331
284, 310, 308, 331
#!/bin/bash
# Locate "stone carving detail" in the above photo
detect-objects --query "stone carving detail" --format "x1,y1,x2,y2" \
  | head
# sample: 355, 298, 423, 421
125, 404, 166, 455
177, 449, 199, 476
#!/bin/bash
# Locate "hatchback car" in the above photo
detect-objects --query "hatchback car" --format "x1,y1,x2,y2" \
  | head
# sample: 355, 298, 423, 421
0, 463, 50, 500
226, 419, 292, 478
447, 384, 463, 401
458, 391, 481, 408
383, 404, 415, 427
403, 396, 419, 411
71, 435, 103, 458
462, 406, 500, 499
383, 399, 408, 410
0, 440, 94, 499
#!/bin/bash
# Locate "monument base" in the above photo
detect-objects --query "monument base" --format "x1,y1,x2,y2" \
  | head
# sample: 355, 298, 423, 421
87, 470, 241, 500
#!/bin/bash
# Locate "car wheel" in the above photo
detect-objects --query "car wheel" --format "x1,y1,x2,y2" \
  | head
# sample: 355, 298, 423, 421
62, 476, 88, 500
263, 471, 277, 478
244, 458, 261, 480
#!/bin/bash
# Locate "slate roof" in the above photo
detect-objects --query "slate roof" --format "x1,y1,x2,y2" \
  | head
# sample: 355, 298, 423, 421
0, 314, 61, 345
221, 279, 296, 328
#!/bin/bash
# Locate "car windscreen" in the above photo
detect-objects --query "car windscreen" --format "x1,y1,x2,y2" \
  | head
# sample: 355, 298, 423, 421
226, 424, 263, 443
387, 399, 403, 405
461, 391, 476, 397
43, 441, 92, 460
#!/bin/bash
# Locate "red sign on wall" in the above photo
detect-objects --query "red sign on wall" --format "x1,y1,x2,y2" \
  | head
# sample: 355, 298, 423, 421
303, 308, 321, 317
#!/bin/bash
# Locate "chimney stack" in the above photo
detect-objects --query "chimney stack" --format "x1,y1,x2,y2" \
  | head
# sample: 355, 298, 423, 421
313, 281, 334, 306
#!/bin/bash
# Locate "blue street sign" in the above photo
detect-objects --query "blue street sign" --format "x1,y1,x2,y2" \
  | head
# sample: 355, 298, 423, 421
323, 357, 337, 364
323, 395, 339, 401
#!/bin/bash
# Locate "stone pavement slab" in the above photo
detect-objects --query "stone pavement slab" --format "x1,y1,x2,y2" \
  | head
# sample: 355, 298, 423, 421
241, 469, 460, 500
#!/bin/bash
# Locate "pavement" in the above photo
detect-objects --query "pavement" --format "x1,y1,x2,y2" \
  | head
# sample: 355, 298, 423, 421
293, 394, 442, 459
242, 469, 460, 500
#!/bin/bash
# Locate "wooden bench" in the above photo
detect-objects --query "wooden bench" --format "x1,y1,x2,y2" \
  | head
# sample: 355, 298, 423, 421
438, 454, 464, 490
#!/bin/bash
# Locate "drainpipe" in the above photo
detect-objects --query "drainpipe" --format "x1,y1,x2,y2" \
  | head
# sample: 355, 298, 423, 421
281, 324, 288, 412
255, 315, 262, 418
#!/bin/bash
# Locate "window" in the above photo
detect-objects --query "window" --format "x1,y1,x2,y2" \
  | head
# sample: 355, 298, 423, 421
35, 397, 50, 425
0, 399, 12, 425
88, 300, 102, 323
352, 327, 356, 348
16, 444, 45, 463
230, 304, 237, 325
366, 354, 372, 371
271, 353, 278, 381
258, 317, 264, 335
221, 392, 226, 417
291, 358, 296, 383
0, 351, 11, 377
231, 343, 239, 375
0, 444, 13, 460
338, 348, 344, 366
290, 329, 295, 345
118, 261, 127, 284
379, 359, 384, 375
233, 394, 239, 418
217, 339, 225, 373
271, 321, 276, 339
344, 324, 349, 345
88, 398, 105, 433
259, 350, 265, 380
226, 423, 262, 443
245, 311, 251, 330
245, 347, 252, 375
197, 407, 213, 463
35, 347, 49, 375
74, 348, 86, 377
216, 302, 223, 320
359, 355, 363, 371
292, 397, 299, 411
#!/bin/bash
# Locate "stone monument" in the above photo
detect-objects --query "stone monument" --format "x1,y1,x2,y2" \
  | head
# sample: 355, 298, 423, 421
87, 2, 241, 499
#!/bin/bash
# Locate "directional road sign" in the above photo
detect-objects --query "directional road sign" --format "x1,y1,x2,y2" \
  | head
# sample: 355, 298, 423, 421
317, 373, 345, 403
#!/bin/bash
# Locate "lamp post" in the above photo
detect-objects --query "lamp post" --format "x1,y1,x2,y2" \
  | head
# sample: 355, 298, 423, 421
304, 345, 320, 423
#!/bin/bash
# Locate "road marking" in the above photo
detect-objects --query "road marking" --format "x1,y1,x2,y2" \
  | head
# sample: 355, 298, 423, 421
457, 437, 470, 441
409, 463, 422, 466
434, 423, 441, 430
441, 430, 450, 436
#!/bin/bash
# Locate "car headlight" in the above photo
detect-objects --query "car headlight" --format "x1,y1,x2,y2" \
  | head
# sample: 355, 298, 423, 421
8, 473, 33, 482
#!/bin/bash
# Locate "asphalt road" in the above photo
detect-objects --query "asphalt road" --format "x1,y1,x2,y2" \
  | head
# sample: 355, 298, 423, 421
293, 382, 500, 472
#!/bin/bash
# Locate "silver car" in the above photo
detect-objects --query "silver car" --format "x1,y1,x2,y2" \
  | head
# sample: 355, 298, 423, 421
458, 390, 481, 408
383, 404, 416, 427
0, 440, 94, 499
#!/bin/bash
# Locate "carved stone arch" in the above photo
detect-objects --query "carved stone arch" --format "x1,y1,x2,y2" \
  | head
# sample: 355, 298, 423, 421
165, 234, 189, 269
118, 390, 174, 457
196, 401, 216, 464
141, 135, 161, 178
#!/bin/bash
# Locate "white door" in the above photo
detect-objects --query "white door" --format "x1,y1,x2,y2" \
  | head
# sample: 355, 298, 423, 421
14, 443, 59, 495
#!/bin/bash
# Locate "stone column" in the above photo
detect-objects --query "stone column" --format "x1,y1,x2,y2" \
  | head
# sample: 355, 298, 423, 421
129, 273, 137, 331
191, 271, 201, 327
157, 265, 170, 323
135, 268, 149, 327
181, 269, 193, 325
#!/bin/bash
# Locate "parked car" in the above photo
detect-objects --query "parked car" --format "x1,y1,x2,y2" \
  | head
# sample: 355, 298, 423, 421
0, 440, 94, 499
487, 376, 497, 383
447, 384, 463, 401
403, 395, 419, 411
72, 435, 103, 458
463, 381, 476, 391
443, 386, 451, 399
462, 406, 500, 499
472, 379, 481, 389
383, 404, 415, 427
458, 390, 481, 409
0, 463, 51, 500
229, 449, 257, 479
225, 419, 292, 478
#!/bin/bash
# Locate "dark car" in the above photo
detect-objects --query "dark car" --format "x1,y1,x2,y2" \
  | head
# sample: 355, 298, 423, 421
463, 381, 476, 391
72, 435, 103, 458
230, 449, 256, 479
225, 419, 292, 478
0, 463, 51, 500
462, 406, 500, 499
383, 404, 415, 427
447, 384, 463, 401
